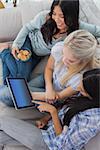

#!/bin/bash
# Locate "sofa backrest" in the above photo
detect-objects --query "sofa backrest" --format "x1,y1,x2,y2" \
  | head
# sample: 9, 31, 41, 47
19, 0, 53, 25
0, 0, 100, 42
0, 0, 52, 42
0, 7, 22, 42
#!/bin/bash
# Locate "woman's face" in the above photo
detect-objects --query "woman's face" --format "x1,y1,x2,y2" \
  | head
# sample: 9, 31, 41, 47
52, 5, 67, 32
62, 46, 81, 68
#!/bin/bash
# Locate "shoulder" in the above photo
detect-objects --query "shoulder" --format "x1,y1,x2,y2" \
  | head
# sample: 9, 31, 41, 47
37, 10, 50, 17
51, 41, 64, 61
34, 10, 50, 21
28, 10, 50, 29
51, 41, 64, 56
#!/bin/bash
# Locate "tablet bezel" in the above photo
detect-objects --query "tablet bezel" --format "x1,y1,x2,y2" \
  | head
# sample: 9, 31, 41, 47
6, 77, 35, 110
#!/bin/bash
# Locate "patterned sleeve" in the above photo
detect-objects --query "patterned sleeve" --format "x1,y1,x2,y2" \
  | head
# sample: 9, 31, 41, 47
53, 108, 100, 150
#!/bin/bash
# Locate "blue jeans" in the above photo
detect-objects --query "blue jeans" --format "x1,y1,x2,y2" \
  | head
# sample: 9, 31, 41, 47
0, 36, 41, 84
0, 74, 45, 107
0, 85, 14, 106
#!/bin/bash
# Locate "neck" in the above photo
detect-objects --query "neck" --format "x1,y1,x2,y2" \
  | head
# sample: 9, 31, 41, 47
59, 26, 68, 34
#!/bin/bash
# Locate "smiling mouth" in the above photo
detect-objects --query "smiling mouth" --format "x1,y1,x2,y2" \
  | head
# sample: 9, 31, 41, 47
57, 24, 62, 27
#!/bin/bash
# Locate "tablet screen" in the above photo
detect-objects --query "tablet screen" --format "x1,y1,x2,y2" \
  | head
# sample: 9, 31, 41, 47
6, 78, 35, 109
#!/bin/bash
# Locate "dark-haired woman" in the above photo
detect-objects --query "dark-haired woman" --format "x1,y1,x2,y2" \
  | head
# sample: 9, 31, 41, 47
0, 68, 100, 150
0, 0, 100, 107
0, 0, 100, 84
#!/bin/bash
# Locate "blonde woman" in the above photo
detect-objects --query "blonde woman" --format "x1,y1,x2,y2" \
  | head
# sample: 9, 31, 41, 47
31, 29, 98, 104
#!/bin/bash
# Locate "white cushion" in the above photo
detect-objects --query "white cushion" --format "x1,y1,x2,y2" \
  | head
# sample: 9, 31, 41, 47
79, 0, 100, 25
0, 7, 22, 42
19, 0, 52, 25
85, 132, 100, 150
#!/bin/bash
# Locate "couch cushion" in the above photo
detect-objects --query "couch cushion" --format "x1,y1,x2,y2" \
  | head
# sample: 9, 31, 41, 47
0, 7, 22, 42
79, 0, 100, 25
85, 132, 100, 150
0, 130, 29, 150
20, 0, 53, 25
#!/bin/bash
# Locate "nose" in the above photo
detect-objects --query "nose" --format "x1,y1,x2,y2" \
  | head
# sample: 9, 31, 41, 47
62, 57, 68, 64
54, 16, 60, 23
62, 57, 66, 63
62, 57, 69, 66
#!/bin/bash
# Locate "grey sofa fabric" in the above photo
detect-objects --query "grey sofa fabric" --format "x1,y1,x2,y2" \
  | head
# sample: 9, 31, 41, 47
0, 130, 29, 150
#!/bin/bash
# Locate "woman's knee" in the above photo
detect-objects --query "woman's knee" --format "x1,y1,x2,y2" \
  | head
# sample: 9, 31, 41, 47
0, 85, 13, 106
0, 43, 9, 52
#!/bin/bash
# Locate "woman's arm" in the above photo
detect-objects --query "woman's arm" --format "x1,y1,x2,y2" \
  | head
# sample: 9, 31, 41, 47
45, 55, 54, 90
79, 21, 100, 38
34, 101, 63, 136
51, 109, 63, 135
31, 83, 77, 101
57, 86, 77, 100
31, 92, 45, 101
12, 10, 48, 49
31, 55, 57, 101
44, 55, 59, 100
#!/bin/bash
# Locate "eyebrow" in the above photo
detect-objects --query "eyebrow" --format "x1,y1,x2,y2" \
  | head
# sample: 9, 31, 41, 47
52, 11, 64, 16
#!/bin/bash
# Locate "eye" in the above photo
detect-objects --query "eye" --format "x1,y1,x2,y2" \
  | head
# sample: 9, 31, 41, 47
60, 15, 64, 18
52, 12, 56, 16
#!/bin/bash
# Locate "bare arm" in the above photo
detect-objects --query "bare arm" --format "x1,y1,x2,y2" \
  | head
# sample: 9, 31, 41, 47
33, 101, 63, 136
44, 55, 54, 91
31, 55, 57, 101
45, 55, 59, 100
58, 86, 77, 100
31, 92, 45, 101
51, 109, 63, 135
32, 84, 77, 102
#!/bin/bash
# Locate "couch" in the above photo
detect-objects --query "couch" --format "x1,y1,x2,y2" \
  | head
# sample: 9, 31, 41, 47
0, 0, 100, 149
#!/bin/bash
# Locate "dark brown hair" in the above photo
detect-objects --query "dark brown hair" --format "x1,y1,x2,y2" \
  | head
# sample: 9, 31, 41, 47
41, 0, 79, 44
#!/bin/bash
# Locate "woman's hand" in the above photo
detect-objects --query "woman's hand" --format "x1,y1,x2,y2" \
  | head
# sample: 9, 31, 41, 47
33, 101, 57, 115
11, 47, 19, 59
34, 101, 62, 136
35, 118, 47, 129
45, 88, 59, 103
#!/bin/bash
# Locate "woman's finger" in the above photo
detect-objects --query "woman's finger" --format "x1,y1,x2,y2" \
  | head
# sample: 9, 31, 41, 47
32, 100, 46, 105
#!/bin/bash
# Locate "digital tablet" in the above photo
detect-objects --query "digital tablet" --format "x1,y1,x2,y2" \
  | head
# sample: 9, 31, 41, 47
6, 78, 35, 110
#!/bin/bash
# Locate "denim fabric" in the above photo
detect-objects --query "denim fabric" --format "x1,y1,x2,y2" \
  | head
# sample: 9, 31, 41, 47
0, 36, 41, 84
28, 74, 45, 92
0, 116, 49, 150
0, 85, 13, 106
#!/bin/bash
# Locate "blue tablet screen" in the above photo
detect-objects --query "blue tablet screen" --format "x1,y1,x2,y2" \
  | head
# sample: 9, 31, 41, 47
8, 78, 34, 108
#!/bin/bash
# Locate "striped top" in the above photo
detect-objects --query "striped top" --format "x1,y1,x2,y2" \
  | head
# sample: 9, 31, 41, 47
41, 107, 100, 150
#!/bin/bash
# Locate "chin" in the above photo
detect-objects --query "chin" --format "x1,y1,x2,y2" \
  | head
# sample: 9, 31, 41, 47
57, 26, 62, 30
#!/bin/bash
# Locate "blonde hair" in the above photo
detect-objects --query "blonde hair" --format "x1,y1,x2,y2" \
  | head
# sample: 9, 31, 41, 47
93, 44, 100, 68
59, 29, 98, 86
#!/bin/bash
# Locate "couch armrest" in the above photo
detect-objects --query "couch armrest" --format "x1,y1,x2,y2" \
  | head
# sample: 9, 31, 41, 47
0, 7, 22, 42
85, 132, 100, 150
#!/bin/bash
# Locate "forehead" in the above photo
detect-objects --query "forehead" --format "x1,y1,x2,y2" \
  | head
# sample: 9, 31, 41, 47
63, 45, 78, 59
53, 5, 63, 15
63, 46, 72, 55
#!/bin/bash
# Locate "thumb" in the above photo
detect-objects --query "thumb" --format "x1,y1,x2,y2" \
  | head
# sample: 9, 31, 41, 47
16, 48, 19, 54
